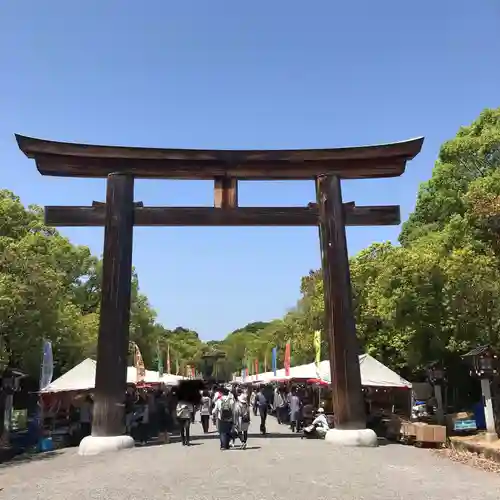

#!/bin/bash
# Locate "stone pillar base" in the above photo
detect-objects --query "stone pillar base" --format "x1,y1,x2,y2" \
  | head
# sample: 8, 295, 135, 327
78, 435, 135, 456
325, 428, 378, 447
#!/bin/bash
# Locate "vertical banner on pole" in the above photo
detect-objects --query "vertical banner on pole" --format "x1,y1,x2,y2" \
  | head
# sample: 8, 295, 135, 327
264, 353, 268, 373
133, 342, 146, 382
39, 340, 54, 391
272, 347, 277, 376
156, 340, 163, 377
313, 330, 321, 377
254, 359, 259, 378
167, 344, 171, 374
284, 343, 291, 377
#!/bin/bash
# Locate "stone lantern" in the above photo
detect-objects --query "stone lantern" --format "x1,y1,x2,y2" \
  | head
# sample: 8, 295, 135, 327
426, 361, 446, 424
463, 345, 499, 440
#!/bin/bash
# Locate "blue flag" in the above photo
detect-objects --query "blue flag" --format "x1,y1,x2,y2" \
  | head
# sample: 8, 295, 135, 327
272, 347, 277, 376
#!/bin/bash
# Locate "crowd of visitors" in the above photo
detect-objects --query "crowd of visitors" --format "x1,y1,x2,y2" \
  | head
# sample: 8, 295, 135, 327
67, 381, 330, 451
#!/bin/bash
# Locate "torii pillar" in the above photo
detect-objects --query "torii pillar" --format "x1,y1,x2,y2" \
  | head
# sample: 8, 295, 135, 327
317, 175, 377, 447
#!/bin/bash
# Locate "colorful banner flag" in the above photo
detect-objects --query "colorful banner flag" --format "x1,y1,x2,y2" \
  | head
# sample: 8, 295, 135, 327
133, 342, 146, 382
272, 347, 277, 376
156, 341, 163, 377
284, 342, 291, 377
167, 344, 171, 374
313, 330, 321, 377
264, 353, 268, 373
254, 359, 259, 377
39, 340, 53, 390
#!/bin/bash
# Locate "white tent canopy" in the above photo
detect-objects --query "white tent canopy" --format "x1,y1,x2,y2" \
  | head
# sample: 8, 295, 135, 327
236, 354, 411, 388
41, 358, 185, 393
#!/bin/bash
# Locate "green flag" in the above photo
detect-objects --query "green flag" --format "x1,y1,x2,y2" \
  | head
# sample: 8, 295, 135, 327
156, 341, 164, 377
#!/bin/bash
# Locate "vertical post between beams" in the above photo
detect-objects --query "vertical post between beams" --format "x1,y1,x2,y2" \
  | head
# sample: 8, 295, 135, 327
214, 177, 238, 208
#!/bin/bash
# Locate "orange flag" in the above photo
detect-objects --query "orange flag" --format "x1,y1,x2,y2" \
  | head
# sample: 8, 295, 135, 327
284, 342, 291, 376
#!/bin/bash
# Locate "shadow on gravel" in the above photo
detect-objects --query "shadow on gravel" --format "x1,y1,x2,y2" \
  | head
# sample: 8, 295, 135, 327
0, 450, 62, 469
377, 438, 392, 446
230, 446, 261, 451
189, 432, 302, 442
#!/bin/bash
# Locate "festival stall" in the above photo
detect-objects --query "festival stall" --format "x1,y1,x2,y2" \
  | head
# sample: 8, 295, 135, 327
235, 354, 412, 426
40, 358, 184, 394
235, 354, 412, 390
37, 358, 185, 449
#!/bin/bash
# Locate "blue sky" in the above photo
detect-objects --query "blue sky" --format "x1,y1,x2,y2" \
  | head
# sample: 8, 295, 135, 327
1, 1, 499, 340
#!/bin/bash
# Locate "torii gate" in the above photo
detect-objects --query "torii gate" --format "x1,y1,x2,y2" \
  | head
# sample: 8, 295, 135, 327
16, 134, 423, 454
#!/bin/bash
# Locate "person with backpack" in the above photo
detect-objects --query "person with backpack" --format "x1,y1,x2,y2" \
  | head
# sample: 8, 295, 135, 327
234, 393, 251, 449
212, 387, 234, 450
176, 399, 194, 446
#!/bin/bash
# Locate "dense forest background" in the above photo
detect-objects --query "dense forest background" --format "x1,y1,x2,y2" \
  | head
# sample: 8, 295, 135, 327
1, 108, 500, 383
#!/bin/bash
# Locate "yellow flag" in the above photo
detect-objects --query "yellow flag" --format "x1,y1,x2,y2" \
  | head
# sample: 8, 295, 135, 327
313, 330, 321, 376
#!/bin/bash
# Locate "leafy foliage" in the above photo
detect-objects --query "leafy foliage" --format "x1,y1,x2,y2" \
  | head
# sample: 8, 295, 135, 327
0, 190, 205, 379
216, 107, 500, 381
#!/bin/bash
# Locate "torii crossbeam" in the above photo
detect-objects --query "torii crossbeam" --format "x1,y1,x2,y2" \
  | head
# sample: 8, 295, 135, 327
16, 134, 423, 453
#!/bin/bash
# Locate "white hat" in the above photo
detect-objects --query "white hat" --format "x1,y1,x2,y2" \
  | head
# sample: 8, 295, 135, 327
317, 407, 325, 413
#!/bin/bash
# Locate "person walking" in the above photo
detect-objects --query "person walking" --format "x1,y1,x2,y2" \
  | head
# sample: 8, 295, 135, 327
251, 390, 258, 416
212, 387, 234, 450
200, 390, 211, 434
176, 399, 194, 446
212, 386, 222, 425
234, 393, 251, 449
255, 386, 268, 435
289, 388, 301, 433
274, 389, 286, 424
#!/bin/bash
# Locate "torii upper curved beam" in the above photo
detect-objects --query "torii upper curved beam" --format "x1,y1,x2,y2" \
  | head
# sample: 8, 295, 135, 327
15, 135, 424, 180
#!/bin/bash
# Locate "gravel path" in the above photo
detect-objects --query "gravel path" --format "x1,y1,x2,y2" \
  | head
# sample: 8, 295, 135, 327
1, 417, 500, 500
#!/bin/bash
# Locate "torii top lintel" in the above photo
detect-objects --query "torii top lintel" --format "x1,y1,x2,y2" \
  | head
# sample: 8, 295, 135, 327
15, 135, 424, 180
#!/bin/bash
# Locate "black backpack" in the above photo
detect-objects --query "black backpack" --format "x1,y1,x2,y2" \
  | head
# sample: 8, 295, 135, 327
220, 397, 233, 422
241, 403, 250, 423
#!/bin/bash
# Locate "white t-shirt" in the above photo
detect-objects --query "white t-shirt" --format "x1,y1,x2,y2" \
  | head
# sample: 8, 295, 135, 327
312, 414, 328, 428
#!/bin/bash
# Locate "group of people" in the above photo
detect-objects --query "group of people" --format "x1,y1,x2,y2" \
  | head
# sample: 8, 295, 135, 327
176, 385, 252, 449
68, 381, 330, 449
262, 384, 330, 439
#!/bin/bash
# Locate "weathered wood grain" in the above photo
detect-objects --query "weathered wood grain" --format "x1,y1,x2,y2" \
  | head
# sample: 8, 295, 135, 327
16, 135, 424, 180
317, 175, 367, 430
92, 174, 134, 438
214, 177, 238, 208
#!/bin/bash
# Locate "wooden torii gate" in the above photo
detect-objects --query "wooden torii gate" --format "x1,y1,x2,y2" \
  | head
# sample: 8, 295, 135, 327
16, 134, 423, 452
